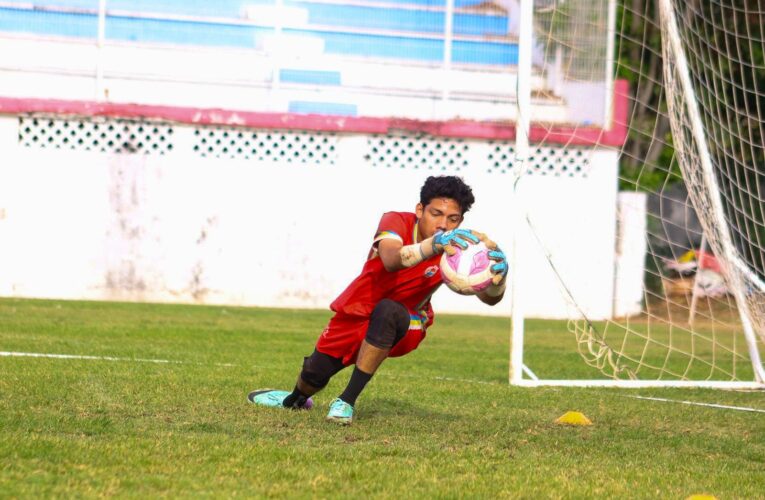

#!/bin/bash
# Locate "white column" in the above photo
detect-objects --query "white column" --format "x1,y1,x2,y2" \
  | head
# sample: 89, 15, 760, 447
510, 0, 533, 384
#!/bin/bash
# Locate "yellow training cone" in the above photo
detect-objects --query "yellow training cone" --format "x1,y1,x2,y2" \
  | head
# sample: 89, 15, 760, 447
685, 495, 717, 500
554, 411, 592, 426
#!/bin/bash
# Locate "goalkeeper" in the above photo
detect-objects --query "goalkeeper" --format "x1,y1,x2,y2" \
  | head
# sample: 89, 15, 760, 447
249, 175, 508, 424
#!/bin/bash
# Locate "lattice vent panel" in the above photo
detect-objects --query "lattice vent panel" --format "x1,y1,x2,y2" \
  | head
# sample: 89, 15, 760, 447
18, 116, 174, 154
193, 127, 339, 165
488, 143, 593, 177
364, 135, 470, 172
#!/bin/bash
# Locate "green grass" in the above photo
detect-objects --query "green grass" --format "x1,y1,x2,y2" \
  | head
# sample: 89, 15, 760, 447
1, 298, 764, 498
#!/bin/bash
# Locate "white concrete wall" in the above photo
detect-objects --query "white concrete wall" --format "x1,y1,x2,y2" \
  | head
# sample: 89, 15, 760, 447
0, 114, 623, 318
613, 191, 647, 317
508, 149, 620, 320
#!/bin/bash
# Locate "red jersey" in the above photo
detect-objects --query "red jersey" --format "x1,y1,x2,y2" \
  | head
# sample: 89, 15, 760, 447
330, 211, 442, 322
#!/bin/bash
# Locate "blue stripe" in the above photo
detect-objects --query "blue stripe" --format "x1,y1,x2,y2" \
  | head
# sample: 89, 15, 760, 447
3, 0, 505, 18
280, 69, 341, 86
1, 0, 100, 9
0, 8, 97, 38
288, 101, 357, 116
0, 1, 509, 36
237, 0, 498, 10
308, 29, 517, 64
108, 14, 269, 47
294, 2, 508, 36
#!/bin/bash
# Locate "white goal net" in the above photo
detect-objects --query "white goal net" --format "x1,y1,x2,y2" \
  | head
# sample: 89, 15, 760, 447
514, 0, 765, 387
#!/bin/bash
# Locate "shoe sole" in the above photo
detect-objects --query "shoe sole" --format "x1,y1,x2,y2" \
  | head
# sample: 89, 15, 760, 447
247, 389, 314, 410
325, 415, 352, 425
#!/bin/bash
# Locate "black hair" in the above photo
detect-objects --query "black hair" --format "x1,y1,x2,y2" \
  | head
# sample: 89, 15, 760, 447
419, 175, 475, 214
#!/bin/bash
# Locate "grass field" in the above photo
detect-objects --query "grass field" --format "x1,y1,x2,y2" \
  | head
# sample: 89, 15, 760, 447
1, 297, 764, 498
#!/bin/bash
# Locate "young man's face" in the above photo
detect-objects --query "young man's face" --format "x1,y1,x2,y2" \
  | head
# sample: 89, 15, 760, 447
415, 197, 464, 240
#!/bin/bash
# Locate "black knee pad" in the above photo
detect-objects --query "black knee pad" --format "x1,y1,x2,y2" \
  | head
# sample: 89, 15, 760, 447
365, 299, 410, 349
300, 349, 345, 389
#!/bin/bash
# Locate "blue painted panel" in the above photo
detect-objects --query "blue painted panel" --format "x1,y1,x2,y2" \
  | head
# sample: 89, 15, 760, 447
102, 0, 248, 18
0, 0, 508, 35
105, 14, 270, 46
314, 30, 444, 61
0, 7, 98, 38
0, 0, 496, 17
288, 101, 357, 115
454, 39, 518, 65
280, 69, 342, 85
301, 29, 518, 65
294, 3, 507, 36
245, 0, 490, 8
1, 0, 99, 9
103, 0, 488, 15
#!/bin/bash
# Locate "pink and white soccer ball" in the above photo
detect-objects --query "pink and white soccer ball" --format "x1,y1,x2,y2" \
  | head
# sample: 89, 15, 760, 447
439, 241, 493, 295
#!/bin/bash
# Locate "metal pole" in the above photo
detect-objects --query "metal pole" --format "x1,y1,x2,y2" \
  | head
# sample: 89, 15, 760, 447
95, 0, 106, 100
516, 0, 532, 153
552, 0, 564, 97
442, 0, 454, 105
604, 0, 617, 129
271, 0, 283, 94
553, 45, 563, 96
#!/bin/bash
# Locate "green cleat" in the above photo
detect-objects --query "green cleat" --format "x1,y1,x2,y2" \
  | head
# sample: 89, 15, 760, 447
326, 398, 354, 425
247, 389, 313, 409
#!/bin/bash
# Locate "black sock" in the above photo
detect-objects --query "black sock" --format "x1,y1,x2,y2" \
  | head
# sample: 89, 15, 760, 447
338, 367, 373, 407
283, 386, 310, 408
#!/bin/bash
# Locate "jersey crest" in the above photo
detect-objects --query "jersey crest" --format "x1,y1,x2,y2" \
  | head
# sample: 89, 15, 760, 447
423, 265, 439, 278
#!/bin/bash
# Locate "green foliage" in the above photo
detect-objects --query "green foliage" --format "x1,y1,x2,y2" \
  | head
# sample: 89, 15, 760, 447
615, 0, 765, 215
1, 298, 764, 497
615, 0, 679, 192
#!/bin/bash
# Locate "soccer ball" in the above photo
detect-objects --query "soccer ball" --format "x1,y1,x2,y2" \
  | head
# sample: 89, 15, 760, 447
439, 242, 494, 295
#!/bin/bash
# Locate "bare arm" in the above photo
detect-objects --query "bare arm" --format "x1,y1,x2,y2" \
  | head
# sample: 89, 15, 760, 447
377, 238, 407, 272
378, 229, 480, 272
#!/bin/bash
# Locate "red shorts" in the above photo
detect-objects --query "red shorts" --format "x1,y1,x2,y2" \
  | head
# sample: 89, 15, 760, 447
315, 312, 430, 366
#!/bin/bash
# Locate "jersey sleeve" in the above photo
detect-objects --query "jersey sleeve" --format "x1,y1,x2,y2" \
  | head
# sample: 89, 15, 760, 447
372, 212, 409, 246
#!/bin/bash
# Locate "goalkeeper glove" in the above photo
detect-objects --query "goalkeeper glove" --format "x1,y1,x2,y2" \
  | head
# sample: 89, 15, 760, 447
432, 229, 480, 255
400, 228, 480, 267
488, 247, 508, 285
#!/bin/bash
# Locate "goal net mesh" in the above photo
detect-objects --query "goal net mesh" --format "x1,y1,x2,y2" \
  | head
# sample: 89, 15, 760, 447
529, 0, 765, 383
